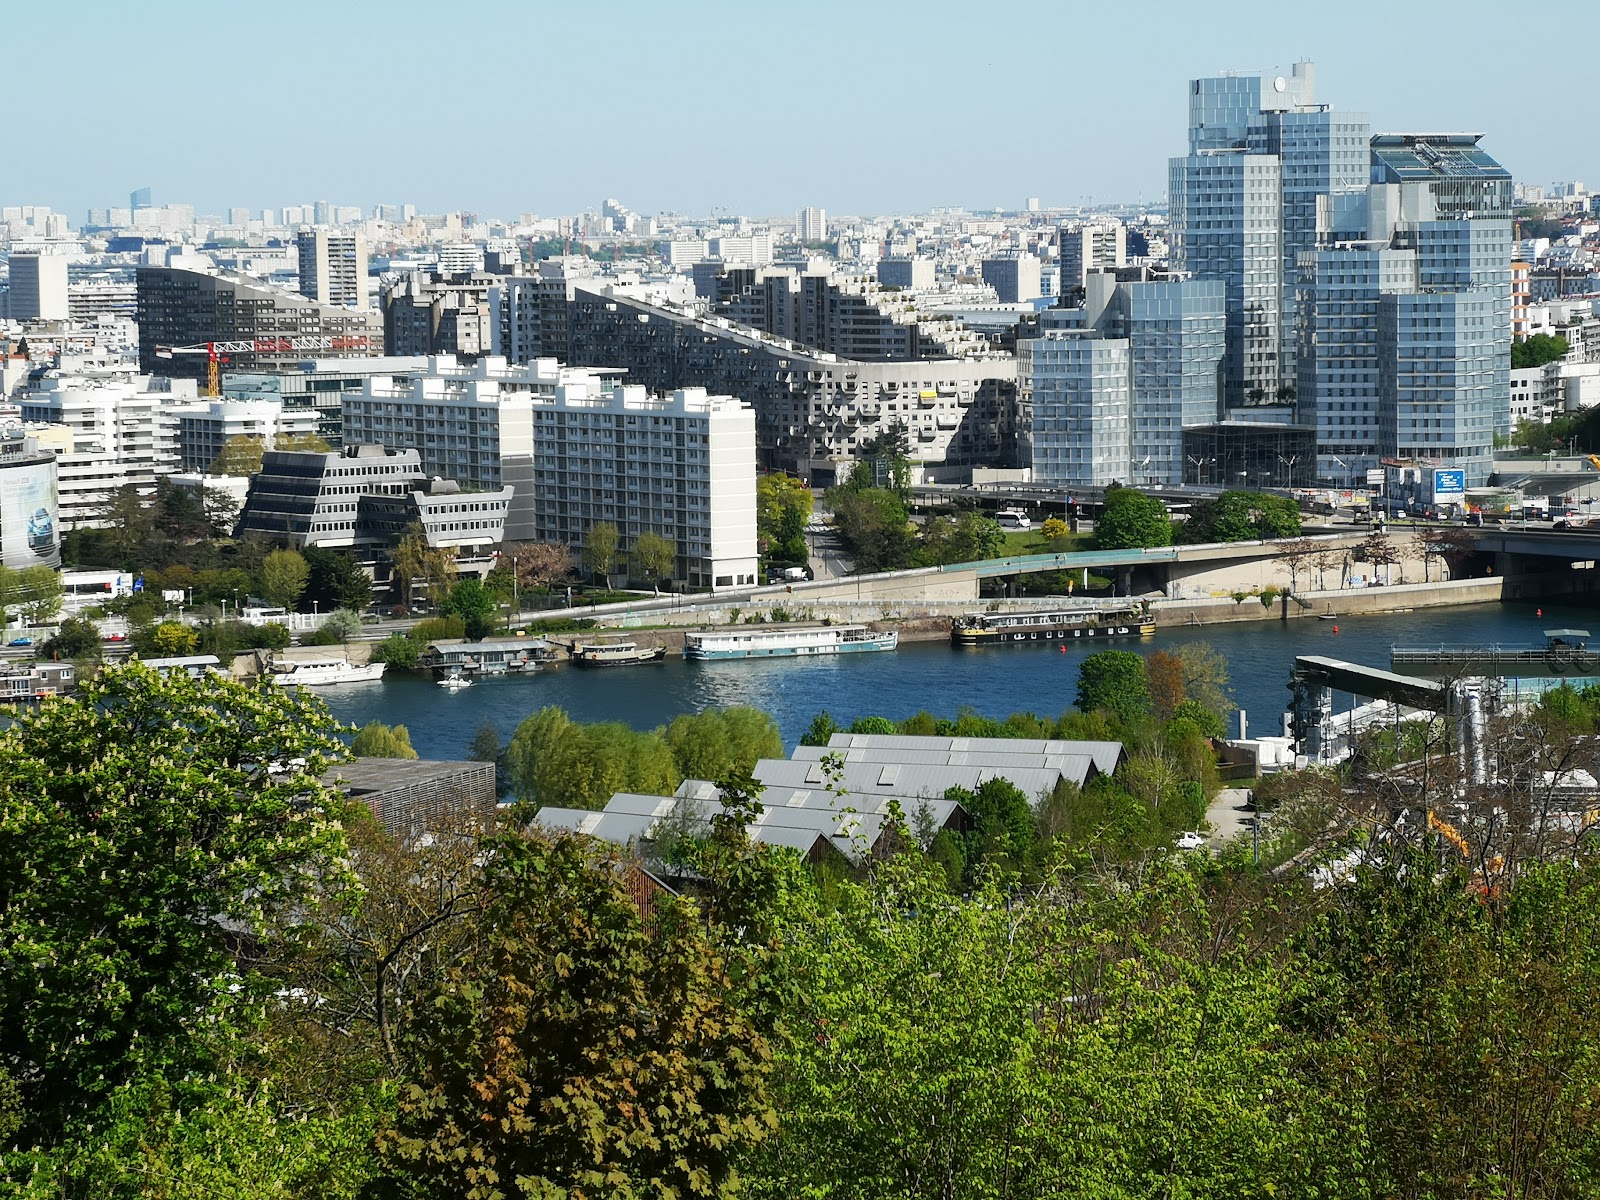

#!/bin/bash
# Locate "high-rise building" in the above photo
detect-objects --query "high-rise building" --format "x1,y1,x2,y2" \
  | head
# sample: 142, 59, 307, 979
382, 271, 498, 358
798, 207, 828, 243
1296, 147, 1512, 488
296, 230, 369, 308
6, 252, 69, 321
1168, 62, 1369, 405
129, 187, 152, 212
1022, 274, 1224, 488
135, 266, 381, 381
1057, 224, 1127, 292
1022, 330, 1131, 488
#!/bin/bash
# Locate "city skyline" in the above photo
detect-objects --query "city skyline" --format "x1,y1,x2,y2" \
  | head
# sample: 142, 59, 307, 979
10, 0, 1596, 220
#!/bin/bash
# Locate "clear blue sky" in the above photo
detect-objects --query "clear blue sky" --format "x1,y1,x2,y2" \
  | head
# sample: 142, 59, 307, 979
14, 0, 1595, 221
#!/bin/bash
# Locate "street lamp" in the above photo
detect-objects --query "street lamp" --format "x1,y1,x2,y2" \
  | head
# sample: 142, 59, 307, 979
1277, 453, 1300, 488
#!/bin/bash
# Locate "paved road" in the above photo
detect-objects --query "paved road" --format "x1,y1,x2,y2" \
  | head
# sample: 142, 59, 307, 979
1206, 786, 1256, 846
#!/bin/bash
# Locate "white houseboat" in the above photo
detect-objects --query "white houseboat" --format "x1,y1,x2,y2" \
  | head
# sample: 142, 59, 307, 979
571, 638, 668, 667
683, 624, 898, 661
267, 655, 386, 686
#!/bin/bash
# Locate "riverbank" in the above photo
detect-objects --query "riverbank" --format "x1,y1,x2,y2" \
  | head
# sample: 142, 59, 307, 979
539, 571, 1596, 655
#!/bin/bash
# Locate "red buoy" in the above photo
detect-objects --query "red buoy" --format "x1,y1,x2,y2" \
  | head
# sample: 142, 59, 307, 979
1332, 625, 1340, 634
1537, 608, 1544, 618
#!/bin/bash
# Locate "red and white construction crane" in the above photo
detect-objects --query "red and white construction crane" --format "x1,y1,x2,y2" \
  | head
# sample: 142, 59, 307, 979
154, 335, 375, 397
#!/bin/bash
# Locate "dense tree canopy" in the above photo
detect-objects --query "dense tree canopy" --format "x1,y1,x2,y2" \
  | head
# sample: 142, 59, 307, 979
1075, 649, 1152, 720
0, 662, 352, 1136
377, 830, 777, 1200
1180, 490, 1302, 543
1512, 332, 1569, 369
1095, 487, 1173, 550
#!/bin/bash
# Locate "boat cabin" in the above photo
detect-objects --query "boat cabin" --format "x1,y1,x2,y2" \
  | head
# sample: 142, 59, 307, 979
421, 637, 556, 675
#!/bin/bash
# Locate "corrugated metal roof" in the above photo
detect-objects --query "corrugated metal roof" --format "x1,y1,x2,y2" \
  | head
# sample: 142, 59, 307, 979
822, 733, 1125, 777
797, 744, 1102, 785
755, 757, 1063, 801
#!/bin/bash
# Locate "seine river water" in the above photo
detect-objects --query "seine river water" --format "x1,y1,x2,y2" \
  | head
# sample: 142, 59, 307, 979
321, 600, 1600, 760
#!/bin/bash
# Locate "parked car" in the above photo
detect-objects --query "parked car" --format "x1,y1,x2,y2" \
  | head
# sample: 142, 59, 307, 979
1175, 831, 1206, 851
8, 636, 32, 647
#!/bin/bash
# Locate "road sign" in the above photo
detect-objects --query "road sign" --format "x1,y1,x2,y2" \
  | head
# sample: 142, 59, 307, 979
1365, 468, 1386, 485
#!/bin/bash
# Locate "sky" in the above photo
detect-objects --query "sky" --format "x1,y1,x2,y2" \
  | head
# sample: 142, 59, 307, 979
11, 0, 1598, 222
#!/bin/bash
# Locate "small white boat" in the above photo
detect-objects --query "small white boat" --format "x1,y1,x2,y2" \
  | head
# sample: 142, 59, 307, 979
268, 655, 386, 686
437, 672, 472, 690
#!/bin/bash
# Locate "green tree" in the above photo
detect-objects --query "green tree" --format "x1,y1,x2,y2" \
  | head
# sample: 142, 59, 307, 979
275, 432, 334, 454
0, 661, 352, 1137
801, 710, 841, 747
375, 830, 776, 1200
918, 511, 1007, 565
370, 632, 420, 669
1075, 649, 1152, 720
628, 530, 676, 589
304, 546, 374, 612
208, 433, 267, 477
0, 564, 63, 625
9, 1077, 383, 1199
311, 608, 363, 644
663, 707, 783, 782
947, 776, 1036, 883
1095, 486, 1173, 550
1175, 641, 1233, 721
439, 576, 498, 640
92, 483, 154, 565
351, 720, 419, 759
258, 547, 310, 610
581, 520, 621, 583
389, 525, 456, 609
140, 619, 200, 657
40, 615, 102, 662
1511, 332, 1570, 369
1182, 490, 1302, 544
756, 472, 815, 556
826, 486, 917, 573
504, 706, 678, 809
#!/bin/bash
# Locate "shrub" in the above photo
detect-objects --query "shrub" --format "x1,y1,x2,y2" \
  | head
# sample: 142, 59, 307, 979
371, 634, 420, 669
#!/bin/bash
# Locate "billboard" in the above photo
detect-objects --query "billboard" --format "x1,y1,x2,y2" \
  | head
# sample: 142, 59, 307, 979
1433, 468, 1467, 499
0, 457, 60, 570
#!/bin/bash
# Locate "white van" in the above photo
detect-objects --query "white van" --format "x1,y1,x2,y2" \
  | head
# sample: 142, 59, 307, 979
995, 508, 1032, 531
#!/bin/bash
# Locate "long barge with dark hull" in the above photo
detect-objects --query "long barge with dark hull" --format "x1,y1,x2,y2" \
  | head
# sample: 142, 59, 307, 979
951, 606, 1155, 648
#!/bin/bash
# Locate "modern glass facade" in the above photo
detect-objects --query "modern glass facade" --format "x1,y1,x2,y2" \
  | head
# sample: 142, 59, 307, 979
1022, 332, 1131, 488
1124, 281, 1225, 486
1377, 290, 1501, 485
1168, 153, 1282, 404
1170, 65, 1369, 407
1296, 246, 1418, 483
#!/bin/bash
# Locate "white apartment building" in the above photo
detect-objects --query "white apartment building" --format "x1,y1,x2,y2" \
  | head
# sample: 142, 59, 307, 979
342, 356, 759, 589
530, 382, 758, 590
165, 398, 323, 472
18, 366, 187, 529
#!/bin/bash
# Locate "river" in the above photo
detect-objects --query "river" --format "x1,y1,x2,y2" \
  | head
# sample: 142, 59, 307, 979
321, 600, 1600, 759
